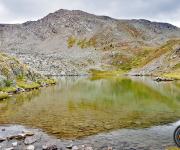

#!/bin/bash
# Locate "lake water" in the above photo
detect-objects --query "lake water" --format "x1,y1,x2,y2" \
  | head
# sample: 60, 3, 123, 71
0, 76, 180, 139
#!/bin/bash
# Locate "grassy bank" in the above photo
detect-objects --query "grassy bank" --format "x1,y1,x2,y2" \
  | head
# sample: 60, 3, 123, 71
0, 79, 57, 100
163, 72, 180, 80
0, 92, 9, 100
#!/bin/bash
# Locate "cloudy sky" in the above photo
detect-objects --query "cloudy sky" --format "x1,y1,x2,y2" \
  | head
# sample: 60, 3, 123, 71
0, 0, 180, 27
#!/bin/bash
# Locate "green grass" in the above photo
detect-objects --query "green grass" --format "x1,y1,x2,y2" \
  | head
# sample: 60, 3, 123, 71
44, 79, 56, 85
112, 48, 152, 71
67, 36, 76, 48
0, 92, 9, 100
0, 86, 17, 93
166, 147, 180, 150
17, 81, 40, 90
113, 39, 180, 72
173, 63, 180, 70
37, 79, 57, 85
141, 39, 180, 66
163, 72, 180, 80
67, 36, 97, 49
89, 69, 125, 77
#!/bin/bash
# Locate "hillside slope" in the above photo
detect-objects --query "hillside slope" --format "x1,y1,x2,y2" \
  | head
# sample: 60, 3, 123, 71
0, 52, 55, 99
129, 40, 180, 79
0, 9, 180, 76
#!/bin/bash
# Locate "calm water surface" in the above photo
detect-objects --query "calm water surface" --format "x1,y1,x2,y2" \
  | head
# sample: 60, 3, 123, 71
0, 77, 179, 139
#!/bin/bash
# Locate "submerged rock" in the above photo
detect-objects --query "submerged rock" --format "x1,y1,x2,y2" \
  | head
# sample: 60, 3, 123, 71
26, 145, 35, 150
42, 144, 58, 150
72, 145, 79, 150
5, 148, 14, 150
66, 144, 73, 149
12, 142, 18, 147
85, 147, 93, 150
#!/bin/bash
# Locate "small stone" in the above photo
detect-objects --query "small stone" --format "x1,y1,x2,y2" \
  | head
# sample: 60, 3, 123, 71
42, 144, 58, 150
12, 142, 18, 147
60, 71, 66, 76
24, 136, 37, 145
85, 147, 93, 150
108, 147, 113, 150
17, 133, 26, 139
26, 145, 35, 150
5, 147, 14, 150
66, 144, 73, 149
0, 137, 6, 142
72, 146, 79, 150
2, 128, 5, 131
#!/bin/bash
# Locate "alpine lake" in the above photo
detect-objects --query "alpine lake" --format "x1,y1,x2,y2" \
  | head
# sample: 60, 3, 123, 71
0, 76, 179, 139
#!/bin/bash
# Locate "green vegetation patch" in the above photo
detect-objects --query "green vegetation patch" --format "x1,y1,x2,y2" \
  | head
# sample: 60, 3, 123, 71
17, 81, 40, 90
0, 87, 17, 93
163, 72, 180, 80
173, 63, 180, 70
0, 92, 9, 100
67, 36, 97, 49
112, 48, 152, 71
67, 36, 76, 48
37, 79, 57, 85
166, 147, 180, 150
142, 39, 180, 66
89, 69, 124, 78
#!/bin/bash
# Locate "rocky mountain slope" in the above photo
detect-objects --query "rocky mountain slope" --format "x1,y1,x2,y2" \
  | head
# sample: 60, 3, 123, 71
0, 52, 55, 99
130, 39, 180, 78
0, 9, 180, 76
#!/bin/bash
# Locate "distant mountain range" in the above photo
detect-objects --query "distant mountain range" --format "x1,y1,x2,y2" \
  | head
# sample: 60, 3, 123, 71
0, 9, 179, 78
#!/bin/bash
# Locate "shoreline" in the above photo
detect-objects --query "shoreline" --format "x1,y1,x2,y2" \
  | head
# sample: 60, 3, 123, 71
0, 121, 179, 150
0, 74, 179, 102
0, 79, 56, 101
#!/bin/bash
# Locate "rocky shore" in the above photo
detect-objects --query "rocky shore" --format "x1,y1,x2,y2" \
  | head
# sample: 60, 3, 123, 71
0, 121, 179, 150
0, 52, 57, 101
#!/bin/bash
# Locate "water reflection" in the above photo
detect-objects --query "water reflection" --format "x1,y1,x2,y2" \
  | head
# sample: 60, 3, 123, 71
0, 77, 179, 139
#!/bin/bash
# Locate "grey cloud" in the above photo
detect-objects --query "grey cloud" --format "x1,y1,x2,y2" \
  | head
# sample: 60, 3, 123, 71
0, 0, 180, 27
